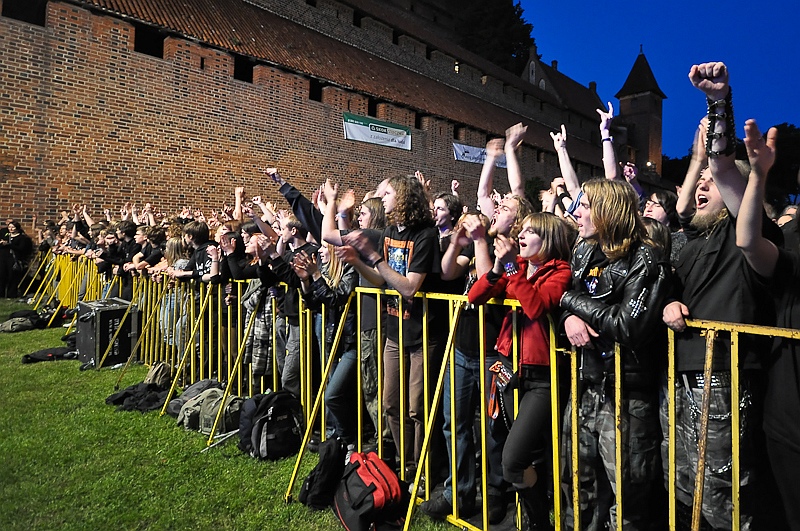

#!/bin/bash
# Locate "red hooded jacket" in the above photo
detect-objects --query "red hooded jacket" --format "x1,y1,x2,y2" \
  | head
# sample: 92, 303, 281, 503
468, 257, 571, 367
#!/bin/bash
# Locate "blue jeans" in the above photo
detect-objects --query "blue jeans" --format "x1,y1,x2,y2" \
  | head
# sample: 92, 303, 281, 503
326, 348, 359, 444
441, 348, 505, 505
315, 312, 339, 438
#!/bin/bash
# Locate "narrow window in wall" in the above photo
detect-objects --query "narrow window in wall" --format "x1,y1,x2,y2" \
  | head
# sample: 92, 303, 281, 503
133, 22, 165, 59
367, 97, 378, 118
233, 54, 254, 83
353, 11, 363, 28
1, 0, 47, 26
309, 78, 324, 102
199, 57, 206, 70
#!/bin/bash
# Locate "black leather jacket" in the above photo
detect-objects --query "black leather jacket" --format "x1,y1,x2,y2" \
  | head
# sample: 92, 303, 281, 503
560, 240, 671, 384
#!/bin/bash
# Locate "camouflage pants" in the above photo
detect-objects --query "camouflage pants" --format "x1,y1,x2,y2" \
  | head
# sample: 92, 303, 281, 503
659, 375, 754, 530
561, 385, 661, 531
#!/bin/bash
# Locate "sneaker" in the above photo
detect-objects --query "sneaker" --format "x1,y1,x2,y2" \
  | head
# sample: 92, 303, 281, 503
407, 473, 426, 496
419, 494, 453, 521
486, 493, 507, 525
345, 444, 356, 465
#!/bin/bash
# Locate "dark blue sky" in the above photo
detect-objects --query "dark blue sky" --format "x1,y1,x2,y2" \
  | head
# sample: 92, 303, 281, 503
519, 0, 800, 158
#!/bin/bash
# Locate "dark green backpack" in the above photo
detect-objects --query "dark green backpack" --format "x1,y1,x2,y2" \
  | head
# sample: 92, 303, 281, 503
199, 393, 244, 435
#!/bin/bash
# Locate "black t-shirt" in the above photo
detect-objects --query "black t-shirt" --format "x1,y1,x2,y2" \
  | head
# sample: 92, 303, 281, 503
381, 224, 441, 346
141, 243, 164, 267
763, 249, 800, 450
186, 241, 218, 281
673, 214, 775, 371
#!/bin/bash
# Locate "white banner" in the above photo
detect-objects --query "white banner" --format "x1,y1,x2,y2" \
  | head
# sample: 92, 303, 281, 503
452, 142, 507, 168
343, 113, 411, 151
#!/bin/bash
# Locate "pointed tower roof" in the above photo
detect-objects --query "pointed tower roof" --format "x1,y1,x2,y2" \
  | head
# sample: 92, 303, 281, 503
615, 49, 666, 100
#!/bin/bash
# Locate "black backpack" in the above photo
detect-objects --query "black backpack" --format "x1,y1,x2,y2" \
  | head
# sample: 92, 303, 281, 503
249, 390, 305, 460
299, 437, 347, 509
238, 393, 268, 454
333, 452, 408, 531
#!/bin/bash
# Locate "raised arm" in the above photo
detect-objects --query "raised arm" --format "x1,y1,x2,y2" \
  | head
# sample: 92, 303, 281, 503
597, 102, 619, 180
477, 138, 504, 217
141, 203, 156, 227
736, 119, 779, 277
676, 118, 709, 219
336, 188, 356, 231
689, 62, 746, 216
550, 125, 581, 200
251, 196, 276, 225
504, 123, 527, 197
440, 224, 471, 281
82, 205, 95, 227
267, 168, 323, 244
233, 186, 245, 221
242, 204, 278, 242
321, 179, 344, 247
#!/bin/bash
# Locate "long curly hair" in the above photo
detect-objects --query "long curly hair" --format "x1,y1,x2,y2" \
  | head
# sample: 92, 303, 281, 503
386, 175, 433, 230
583, 179, 650, 261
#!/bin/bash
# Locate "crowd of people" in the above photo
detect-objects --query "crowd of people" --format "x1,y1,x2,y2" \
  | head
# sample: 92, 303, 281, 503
5, 61, 800, 530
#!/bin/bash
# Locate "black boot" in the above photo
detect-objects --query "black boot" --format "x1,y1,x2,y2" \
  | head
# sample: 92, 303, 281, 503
518, 481, 551, 530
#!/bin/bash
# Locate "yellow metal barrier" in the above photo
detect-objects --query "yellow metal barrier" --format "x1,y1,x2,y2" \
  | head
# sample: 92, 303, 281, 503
25, 253, 800, 531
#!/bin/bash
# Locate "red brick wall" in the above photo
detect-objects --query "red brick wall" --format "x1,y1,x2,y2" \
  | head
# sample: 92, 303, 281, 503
0, 1, 568, 225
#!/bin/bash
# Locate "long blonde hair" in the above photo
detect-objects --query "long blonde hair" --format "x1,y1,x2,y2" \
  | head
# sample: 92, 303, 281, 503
322, 244, 344, 289
583, 179, 650, 261
163, 237, 189, 266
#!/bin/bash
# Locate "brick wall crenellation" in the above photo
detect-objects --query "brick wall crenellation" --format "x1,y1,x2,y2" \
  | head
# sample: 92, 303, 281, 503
0, 1, 582, 224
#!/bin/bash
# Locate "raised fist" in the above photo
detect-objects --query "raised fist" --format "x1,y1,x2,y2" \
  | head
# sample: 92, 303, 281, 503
688, 62, 729, 101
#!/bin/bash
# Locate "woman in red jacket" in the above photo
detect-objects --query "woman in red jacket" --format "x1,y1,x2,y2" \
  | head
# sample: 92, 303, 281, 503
468, 212, 573, 529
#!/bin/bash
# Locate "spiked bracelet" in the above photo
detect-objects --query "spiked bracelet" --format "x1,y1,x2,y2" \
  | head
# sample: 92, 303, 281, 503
706, 88, 736, 157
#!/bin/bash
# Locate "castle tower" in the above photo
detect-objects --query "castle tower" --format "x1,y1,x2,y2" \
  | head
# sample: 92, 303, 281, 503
615, 50, 666, 173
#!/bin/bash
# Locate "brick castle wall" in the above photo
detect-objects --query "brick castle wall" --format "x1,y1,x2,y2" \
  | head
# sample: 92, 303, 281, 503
0, 1, 580, 224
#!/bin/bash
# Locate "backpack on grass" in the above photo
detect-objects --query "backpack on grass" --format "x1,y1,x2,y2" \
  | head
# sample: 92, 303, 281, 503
199, 392, 243, 435
249, 390, 304, 460
143, 361, 173, 389
333, 451, 407, 531
166, 379, 223, 418
177, 388, 224, 431
299, 437, 347, 509
238, 393, 268, 454
0, 316, 36, 333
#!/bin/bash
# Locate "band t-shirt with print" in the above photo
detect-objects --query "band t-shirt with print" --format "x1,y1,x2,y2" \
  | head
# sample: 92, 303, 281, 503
381, 224, 440, 346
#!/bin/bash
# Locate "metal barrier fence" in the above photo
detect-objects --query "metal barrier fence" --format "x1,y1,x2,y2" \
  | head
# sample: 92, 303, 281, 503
24, 255, 799, 530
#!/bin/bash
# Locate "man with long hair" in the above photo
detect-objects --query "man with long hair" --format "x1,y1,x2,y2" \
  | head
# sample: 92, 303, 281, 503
661, 63, 784, 530
560, 178, 671, 530
343, 174, 445, 481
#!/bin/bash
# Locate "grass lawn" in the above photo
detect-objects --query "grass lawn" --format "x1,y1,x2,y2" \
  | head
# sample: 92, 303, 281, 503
0, 299, 446, 531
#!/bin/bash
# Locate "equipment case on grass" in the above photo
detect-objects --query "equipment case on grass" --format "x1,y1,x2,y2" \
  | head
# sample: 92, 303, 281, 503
76, 298, 139, 367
